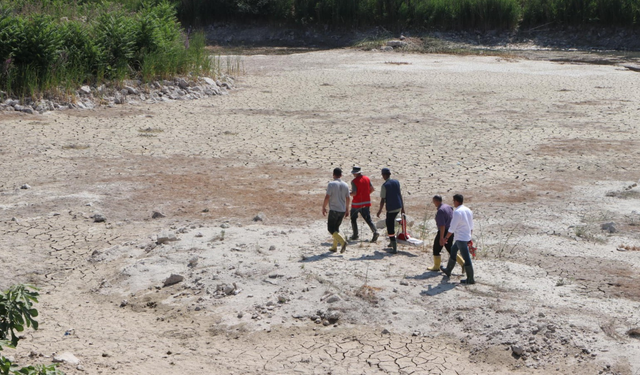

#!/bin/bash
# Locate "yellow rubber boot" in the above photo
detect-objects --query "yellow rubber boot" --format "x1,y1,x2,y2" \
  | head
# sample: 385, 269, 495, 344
329, 235, 338, 252
457, 254, 466, 274
333, 232, 347, 253
427, 255, 441, 271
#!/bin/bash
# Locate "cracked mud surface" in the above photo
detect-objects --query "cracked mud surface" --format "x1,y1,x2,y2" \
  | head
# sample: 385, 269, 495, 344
1, 50, 640, 374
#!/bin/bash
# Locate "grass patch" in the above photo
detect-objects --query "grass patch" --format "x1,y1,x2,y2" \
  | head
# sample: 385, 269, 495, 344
0, 0, 215, 99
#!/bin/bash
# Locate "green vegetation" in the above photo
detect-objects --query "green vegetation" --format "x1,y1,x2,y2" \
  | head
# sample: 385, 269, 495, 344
0, 0, 212, 98
177, 0, 640, 30
0, 285, 62, 375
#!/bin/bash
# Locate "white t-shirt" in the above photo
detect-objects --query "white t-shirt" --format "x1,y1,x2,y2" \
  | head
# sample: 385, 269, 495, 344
326, 179, 349, 212
449, 205, 473, 242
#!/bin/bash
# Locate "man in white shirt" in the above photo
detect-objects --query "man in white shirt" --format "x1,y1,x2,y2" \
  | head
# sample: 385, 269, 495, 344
440, 194, 475, 284
322, 168, 350, 253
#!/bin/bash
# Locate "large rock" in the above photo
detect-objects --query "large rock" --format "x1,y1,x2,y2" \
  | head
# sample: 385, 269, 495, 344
511, 345, 525, 356
79, 86, 91, 95
601, 222, 617, 233
177, 78, 189, 89
253, 212, 266, 222
157, 231, 178, 244
125, 86, 139, 95
163, 274, 184, 287
93, 213, 106, 223
53, 352, 80, 366
202, 77, 217, 86
386, 40, 408, 48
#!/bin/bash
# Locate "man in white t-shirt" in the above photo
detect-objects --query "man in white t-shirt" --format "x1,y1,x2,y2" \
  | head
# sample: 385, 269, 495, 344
322, 168, 350, 253
440, 194, 475, 284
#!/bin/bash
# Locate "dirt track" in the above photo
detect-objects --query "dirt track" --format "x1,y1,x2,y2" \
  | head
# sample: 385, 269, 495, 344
1, 50, 640, 374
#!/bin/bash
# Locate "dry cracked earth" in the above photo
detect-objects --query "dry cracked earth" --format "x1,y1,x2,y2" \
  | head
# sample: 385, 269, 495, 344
1, 49, 640, 375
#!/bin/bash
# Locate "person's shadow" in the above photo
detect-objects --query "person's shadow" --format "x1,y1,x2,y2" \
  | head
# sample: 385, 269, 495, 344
348, 249, 419, 261
406, 271, 442, 281
420, 278, 456, 297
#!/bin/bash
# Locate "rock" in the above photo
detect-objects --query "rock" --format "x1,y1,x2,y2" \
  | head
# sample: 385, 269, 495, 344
387, 40, 407, 47
253, 212, 266, 222
380, 46, 394, 52
400, 280, 409, 286
325, 295, 341, 304
237, 312, 244, 318
53, 352, 80, 366
20, 184, 31, 189
14, 105, 34, 114
79, 86, 91, 95
93, 213, 106, 223
157, 231, 178, 244
152, 211, 166, 219
511, 345, 525, 356
163, 274, 184, 287
188, 256, 198, 268
269, 245, 276, 251
195, 232, 203, 238
125, 86, 138, 95
278, 295, 287, 303
600, 222, 617, 233
177, 78, 189, 89
120, 300, 128, 307
202, 77, 216, 86
382, 328, 391, 334
327, 311, 340, 323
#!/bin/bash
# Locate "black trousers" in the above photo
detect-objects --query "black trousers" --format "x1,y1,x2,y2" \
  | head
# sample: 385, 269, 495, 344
327, 210, 344, 234
350, 206, 377, 237
432, 229, 454, 256
386, 211, 399, 241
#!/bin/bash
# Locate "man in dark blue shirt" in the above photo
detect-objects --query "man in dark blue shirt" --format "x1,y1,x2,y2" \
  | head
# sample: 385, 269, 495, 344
376, 168, 404, 254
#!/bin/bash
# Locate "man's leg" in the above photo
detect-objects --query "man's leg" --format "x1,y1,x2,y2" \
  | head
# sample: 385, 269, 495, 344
350, 208, 360, 240
457, 241, 475, 284
441, 241, 459, 277
386, 211, 399, 253
328, 210, 340, 252
333, 212, 347, 253
361, 207, 379, 242
428, 232, 443, 271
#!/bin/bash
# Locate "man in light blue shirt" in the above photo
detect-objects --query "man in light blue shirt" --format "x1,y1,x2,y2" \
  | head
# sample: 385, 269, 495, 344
441, 194, 475, 284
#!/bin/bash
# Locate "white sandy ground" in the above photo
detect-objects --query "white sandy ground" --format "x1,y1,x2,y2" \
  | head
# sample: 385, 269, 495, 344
1, 49, 640, 374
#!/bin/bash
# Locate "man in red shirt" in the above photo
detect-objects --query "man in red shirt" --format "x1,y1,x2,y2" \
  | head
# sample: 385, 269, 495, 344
349, 166, 379, 243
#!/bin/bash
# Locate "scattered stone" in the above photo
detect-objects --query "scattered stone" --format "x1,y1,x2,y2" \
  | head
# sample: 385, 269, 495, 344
382, 328, 391, 334
177, 78, 189, 89
327, 311, 341, 323
253, 212, 266, 222
511, 345, 525, 356
93, 213, 106, 223
163, 274, 184, 287
152, 211, 166, 219
20, 184, 31, 189
53, 352, 80, 366
195, 232, 203, 238
120, 300, 128, 308
188, 256, 199, 268
400, 280, 409, 286
202, 77, 216, 86
269, 245, 276, 251
79, 86, 91, 95
325, 295, 341, 304
237, 312, 244, 319
220, 223, 230, 229
627, 328, 640, 338
278, 295, 287, 303
157, 231, 178, 244
600, 222, 617, 233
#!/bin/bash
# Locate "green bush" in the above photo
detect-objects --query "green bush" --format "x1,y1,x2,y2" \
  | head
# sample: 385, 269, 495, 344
0, 285, 63, 375
0, 0, 213, 97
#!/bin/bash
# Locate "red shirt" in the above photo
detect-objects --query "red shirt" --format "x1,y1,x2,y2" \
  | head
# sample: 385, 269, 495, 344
351, 175, 373, 208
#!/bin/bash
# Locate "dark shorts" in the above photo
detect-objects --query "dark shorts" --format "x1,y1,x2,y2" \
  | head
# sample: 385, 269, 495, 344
327, 210, 344, 234
433, 229, 454, 256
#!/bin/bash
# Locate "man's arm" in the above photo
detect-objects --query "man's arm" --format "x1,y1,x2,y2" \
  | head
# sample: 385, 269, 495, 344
350, 181, 357, 197
345, 194, 351, 218
377, 198, 385, 218
322, 195, 330, 216
438, 225, 446, 246
369, 182, 375, 194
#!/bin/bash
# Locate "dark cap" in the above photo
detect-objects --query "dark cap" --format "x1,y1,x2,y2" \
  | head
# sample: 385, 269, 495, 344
381, 168, 391, 175
333, 167, 342, 176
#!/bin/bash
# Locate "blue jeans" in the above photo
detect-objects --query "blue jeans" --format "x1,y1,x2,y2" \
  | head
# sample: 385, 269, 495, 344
451, 240, 472, 268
